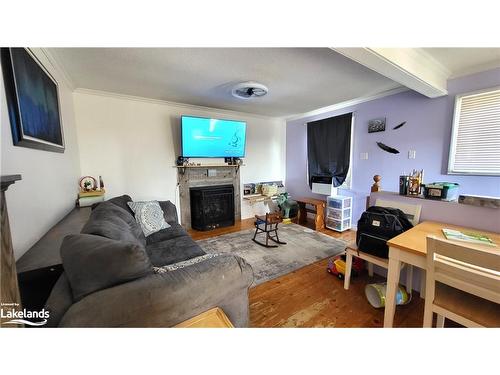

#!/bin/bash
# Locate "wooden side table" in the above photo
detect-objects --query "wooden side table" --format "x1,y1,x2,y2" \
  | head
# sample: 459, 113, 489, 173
174, 307, 234, 328
294, 197, 326, 230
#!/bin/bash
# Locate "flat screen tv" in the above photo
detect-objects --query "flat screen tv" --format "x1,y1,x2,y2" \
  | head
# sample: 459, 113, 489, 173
181, 115, 246, 158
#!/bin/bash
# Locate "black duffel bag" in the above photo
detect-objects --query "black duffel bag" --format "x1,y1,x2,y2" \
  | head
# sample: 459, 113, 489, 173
356, 206, 413, 258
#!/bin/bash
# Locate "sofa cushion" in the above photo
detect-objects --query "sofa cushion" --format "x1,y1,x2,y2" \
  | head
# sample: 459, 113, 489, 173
107, 195, 135, 215
44, 273, 74, 327
146, 236, 206, 266
90, 195, 134, 214
158, 200, 179, 224
146, 223, 188, 245
81, 201, 146, 247
61, 234, 153, 301
128, 201, 170, 237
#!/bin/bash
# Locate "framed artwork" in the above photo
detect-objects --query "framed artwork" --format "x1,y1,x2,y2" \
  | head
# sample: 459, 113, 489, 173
368, 117, 386, 133
1, 48, 65, 153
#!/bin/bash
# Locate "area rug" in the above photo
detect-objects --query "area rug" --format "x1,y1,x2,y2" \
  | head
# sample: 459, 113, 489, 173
196, 223, 347, 286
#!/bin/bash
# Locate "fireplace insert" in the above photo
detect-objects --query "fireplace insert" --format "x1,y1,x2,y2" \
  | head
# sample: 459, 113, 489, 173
190, 185, 235, 231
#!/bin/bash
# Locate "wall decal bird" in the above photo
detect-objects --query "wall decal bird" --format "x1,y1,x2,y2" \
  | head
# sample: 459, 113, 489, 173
393, 121, 406, 130
376, 142, 400, 154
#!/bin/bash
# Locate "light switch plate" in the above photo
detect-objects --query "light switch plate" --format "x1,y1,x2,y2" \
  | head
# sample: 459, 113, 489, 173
208, 169, 217, 177
408, 150, 416, 159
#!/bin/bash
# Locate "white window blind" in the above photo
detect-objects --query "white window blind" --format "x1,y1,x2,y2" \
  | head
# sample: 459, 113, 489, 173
448, 87, 500, 175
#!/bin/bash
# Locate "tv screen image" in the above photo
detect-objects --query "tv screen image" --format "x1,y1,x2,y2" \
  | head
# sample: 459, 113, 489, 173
181, 116, 246, 158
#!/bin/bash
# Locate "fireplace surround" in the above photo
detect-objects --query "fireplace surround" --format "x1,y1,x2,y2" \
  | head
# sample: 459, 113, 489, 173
177, 165, 241, 230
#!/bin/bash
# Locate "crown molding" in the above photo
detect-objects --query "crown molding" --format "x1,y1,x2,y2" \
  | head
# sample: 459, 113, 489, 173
285, 86, 409, 122
449, 61, 500, 80
37, 48, 76, 90
73, 88, 284, 121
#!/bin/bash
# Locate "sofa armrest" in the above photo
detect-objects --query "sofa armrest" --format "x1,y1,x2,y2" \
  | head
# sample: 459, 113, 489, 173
58, 254, 254, 327
158, 200, 179, 224
44, 273, 74, 327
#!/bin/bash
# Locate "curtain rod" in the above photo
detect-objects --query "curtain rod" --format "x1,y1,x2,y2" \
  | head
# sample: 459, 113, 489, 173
302, 111, 357, 125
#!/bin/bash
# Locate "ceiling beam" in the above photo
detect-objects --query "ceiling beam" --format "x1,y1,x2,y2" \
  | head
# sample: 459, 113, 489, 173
332, 48, 450, 98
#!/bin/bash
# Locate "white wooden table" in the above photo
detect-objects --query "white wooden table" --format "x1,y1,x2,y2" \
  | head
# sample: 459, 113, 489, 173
384, 221, 500, 327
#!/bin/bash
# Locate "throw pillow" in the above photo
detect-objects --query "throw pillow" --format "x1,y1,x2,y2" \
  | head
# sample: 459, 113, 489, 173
60, 234, 153, 301
106, 194, 135, 215
127, 200, 171, 237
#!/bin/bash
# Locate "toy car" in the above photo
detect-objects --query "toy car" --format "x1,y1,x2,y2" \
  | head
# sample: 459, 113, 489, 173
327, 254, 364, 279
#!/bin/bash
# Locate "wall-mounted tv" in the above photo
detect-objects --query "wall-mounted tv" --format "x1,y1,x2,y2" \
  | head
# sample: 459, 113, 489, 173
181, 115, 246, 158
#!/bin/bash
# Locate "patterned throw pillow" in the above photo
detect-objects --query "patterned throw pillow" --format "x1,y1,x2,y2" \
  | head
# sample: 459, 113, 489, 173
127, 200, 171, 237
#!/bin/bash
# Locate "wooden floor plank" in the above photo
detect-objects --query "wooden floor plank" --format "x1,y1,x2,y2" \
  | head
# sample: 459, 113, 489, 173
190, 218, 426, 328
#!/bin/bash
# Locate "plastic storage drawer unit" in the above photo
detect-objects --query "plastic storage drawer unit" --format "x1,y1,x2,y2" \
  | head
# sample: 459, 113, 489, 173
326, 195, 352, 232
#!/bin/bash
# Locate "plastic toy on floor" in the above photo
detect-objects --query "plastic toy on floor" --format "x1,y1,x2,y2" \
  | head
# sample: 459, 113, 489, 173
277, 192, 298, 219
327, 254, 364, 280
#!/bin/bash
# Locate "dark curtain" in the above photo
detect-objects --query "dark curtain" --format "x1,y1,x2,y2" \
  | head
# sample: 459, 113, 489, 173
307, 112, 352, 188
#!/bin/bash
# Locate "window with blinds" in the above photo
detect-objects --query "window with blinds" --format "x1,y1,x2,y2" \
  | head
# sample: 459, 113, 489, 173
448, 87, 500, 175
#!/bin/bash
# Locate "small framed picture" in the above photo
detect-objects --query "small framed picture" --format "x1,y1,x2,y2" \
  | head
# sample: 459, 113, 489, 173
368, 118, 386, 133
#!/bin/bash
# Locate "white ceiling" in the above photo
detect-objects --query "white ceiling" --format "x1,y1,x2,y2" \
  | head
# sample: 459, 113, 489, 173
422, 48, 500, 78
49, 48, 500, 117
49, 48, 401, 117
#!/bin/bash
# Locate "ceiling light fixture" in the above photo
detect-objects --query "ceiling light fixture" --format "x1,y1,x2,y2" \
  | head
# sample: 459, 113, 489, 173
231, 81, 268, 100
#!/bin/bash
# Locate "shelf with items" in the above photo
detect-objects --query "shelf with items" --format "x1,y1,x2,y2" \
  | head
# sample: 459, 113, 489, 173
173, 164, 244, 168
326, 195, 352, 232
174, 164, 244, 175
243, 194, 278, 204
78, 189, 105, 198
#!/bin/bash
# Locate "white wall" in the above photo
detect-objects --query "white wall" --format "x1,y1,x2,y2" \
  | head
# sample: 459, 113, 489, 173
0, 49, 81, 259
73, 90, 286, 219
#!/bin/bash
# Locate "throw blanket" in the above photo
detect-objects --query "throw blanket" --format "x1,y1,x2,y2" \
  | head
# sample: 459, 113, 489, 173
153, 253, 222, 273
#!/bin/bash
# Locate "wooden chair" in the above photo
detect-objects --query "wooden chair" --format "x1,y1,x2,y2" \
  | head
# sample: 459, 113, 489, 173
423, 236, 500, 328
344, 199, 421, 294
252, 212, 286, 248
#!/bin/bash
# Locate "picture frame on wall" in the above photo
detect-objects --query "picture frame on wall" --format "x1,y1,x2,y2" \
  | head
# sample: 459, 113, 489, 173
1, 48, 65, 153
368, 117, 386, 133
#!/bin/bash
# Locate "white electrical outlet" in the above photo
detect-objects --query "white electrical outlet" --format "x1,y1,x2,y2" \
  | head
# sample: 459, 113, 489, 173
360, 152, 368, 160
208, 169, 217, 177
408, 150, 416, 159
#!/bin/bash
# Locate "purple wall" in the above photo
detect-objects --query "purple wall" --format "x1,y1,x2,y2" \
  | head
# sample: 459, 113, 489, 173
286, 68, 500, 227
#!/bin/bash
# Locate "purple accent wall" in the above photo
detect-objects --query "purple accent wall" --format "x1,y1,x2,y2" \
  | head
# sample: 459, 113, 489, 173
369, 191, 499, 233
286, 68, 500, 229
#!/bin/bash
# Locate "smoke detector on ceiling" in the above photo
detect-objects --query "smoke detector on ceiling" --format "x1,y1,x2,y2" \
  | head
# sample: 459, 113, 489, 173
231, 81, 268, 100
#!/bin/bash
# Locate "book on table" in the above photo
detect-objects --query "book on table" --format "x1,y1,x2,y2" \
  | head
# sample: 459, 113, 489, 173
442, 228, 496, 247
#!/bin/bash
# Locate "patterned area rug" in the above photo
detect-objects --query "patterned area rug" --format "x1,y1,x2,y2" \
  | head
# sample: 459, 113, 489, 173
196, 223, 347, 286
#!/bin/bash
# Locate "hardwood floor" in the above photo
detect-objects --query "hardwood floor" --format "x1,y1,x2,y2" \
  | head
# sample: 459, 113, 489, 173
188, 218, 256, 240
189, 218, 426, 328
250, 259, 425, 328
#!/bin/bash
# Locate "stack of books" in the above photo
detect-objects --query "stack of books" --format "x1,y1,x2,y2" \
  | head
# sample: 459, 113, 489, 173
78, 189, 105, 207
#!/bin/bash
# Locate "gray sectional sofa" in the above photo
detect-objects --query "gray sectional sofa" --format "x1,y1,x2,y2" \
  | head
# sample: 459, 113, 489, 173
44, 195, 254, 327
